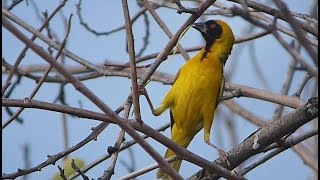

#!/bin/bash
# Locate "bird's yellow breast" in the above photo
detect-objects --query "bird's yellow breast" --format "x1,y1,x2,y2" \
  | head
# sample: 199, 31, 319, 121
166, 49, 223, 135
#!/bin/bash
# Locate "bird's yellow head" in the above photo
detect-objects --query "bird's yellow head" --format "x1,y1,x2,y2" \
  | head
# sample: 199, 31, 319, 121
192, 19, 235, 64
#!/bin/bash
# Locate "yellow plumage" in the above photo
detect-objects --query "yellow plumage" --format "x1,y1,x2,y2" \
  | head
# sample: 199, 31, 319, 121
154, 20, 235, 179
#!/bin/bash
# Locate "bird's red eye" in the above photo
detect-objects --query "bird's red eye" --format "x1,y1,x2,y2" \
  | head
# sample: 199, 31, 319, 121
210, 24, 216, 29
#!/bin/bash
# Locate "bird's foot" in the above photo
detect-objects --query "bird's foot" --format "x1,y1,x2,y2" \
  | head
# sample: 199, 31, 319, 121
207, 142, 231, 167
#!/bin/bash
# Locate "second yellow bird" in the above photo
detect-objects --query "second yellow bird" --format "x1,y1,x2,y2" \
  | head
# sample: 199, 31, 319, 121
153, 19, 235, 179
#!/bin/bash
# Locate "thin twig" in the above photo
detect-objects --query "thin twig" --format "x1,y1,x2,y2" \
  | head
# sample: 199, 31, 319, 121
57, 165, 68, 180
294, 73, 312, 97
273, 41, 300, 119
2, 1, 68, 96
2, 98, 245, 180
71, 159, 89, 180
248, 42, 271, 90
21, 143, 31, 180
272, 29, 318, 78
68, 123, 170, 180
120, 156, 178, 180
98, 100, 131, 179
2, 14, 73, 129
122, 0, 142, 123
225, 83, 305, 109
2, 8, 109, 75
2, 75, 24, 124
3, 16, 189, 180
138, 0, 219, 86
228, 0, 318, 36
223, 100, 266, 127
76, 0, 148, 36
136, 12, 150, 57
7, 0, 24, 10
228, 5, 318, 78
142, 0, 190, 61
272, 0, 318, 65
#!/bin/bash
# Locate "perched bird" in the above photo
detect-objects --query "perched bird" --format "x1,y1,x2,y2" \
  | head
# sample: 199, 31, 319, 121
149, 19, 235, 179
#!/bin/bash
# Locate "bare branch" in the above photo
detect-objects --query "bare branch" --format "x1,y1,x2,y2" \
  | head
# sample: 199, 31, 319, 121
142, 0, 190, 60
238, 129, 318, 176
2, 1, 67, 96
2, 8, 108, 75
68, 123, 170, 180
120, 156, 178, 180
2, 98, 244, 180
294, 73, 313, 97
3, 15, 190, 180
2, 14, 73, 129
122, 0, 142, 123
71, 159, 89, 180
190, 97, 318, 179
272, 0, 318, 65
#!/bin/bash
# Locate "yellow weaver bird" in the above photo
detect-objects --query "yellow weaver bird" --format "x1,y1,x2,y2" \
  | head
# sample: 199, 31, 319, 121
143, 19, 234, 179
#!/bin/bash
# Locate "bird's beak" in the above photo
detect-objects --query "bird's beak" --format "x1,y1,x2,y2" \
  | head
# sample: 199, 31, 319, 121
192, 22, 207, 34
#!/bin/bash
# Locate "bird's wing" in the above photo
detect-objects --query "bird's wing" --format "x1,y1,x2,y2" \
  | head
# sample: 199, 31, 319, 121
170, 110, 174, 130
169, 69, 181, 130
216, 76, 225, 107
173, 68, 181, 84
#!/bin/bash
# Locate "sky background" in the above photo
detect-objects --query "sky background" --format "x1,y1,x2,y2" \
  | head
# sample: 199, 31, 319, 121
2, 0, 317, 179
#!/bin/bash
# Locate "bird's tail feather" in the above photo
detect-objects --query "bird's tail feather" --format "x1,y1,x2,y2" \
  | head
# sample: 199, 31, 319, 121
156, 149, 182, 180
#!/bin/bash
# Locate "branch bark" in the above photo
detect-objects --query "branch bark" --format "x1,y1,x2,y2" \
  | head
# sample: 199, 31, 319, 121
190, 97, 318, 179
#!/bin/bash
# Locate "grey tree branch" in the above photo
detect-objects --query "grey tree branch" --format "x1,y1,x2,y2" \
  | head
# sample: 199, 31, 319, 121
2, 15, 186, 180
1, 98, 244, 180
2, 14, 73, 129
2, 8, 109, 75
2, 0, 68, 96
190, 97, 318, 179
122, 0, 142, 123
68, 123, 170, 180
272, 0, 318, 65
238, 128, 318, 176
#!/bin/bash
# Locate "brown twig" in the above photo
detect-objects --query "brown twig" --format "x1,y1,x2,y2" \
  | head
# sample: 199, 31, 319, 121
2, 14, 73, 129
294, 73, 313, 97
98, 100, 131, 179
228, 6, 318, 78
76, 0, 148, 36
190, 97, 318, 179
2, 98, 245, 180
273, 41, 300, 119
2, 8, 108, 75
272, 0, 318, 65
138, 0, 219, 85
71, 159, 89, 180
223, 100, 266, 127
120, 156, 178, 180
68, 123, 170, 180
272, 29, 318, 78
225, 83, 305, 109
2, 1, 68, 96
122, 0, 142, 123
228, 0, 318, 36
57, 165, 68, 180
142, 0, 190, 61
2, 15, 189, 180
